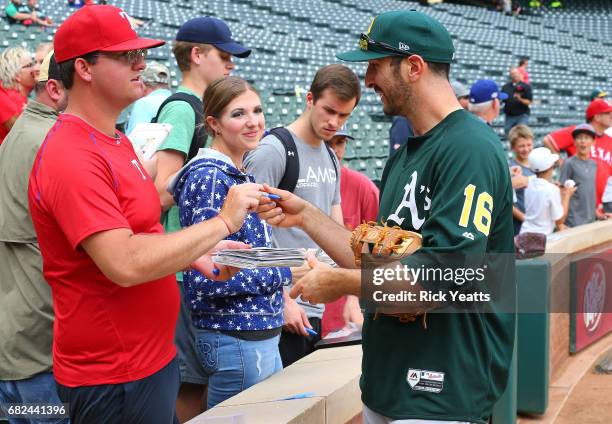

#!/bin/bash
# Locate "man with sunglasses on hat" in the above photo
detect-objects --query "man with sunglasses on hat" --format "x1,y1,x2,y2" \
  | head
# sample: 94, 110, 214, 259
125, 61, 171, 135
259, 10, 514, 424
27, 6, 262, 423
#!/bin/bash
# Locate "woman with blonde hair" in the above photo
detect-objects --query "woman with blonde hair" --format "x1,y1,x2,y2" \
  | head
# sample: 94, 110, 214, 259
169, 76, 290, 408
0, 46, 38, 143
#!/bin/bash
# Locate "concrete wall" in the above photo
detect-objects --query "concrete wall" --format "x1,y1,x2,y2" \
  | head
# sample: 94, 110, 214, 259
189, 346, 362, 424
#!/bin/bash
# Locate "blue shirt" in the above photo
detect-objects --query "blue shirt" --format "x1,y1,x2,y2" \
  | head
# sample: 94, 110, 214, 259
170, 149, 290, 331
509, 158, 535, 212
389, 116, 414, 155
125, 88, 172, 135
509, 158, 535, 235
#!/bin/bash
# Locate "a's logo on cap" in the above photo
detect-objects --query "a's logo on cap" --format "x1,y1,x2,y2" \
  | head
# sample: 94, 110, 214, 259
119, 10, 137, 31
359, 38, 368, 51
398, 41, 410, 51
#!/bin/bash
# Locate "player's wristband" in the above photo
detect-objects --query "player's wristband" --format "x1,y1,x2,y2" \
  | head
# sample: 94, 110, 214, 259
216, 214, 233, 236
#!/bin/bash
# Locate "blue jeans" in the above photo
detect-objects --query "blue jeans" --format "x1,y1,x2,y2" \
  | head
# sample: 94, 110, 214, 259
195, 330, 282, 408
504, 113, 529, 135
0, 372, 68, 424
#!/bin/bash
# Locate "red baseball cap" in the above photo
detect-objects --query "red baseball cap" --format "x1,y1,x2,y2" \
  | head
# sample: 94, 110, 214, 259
586, 98, 612, 120
54, 5, 165, 63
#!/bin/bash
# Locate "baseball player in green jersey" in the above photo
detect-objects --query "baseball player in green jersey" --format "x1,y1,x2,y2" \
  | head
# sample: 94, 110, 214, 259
258, 10, 515, 424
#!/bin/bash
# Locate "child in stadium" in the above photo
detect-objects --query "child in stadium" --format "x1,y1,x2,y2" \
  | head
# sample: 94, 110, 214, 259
508, 124, 535, 234
521, 147, 576, 235
560, 124, 597, 227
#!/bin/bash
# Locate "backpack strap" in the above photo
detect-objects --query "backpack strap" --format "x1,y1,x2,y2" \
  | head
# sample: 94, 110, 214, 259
266, 127, 339, 192
268, 127, 300, 192
152, 92, 208, 163
324, 143, 339, 183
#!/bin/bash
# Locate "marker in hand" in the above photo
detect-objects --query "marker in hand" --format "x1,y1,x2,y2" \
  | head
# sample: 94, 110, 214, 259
305, 327, 318, 337
261, 192, 281, 200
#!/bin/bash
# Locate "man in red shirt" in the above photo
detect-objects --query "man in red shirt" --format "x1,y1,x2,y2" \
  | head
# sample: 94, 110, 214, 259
28, 5, 262, 423
518, 57, 530, 84
543, 98, 612, 215
327, 127, 380, 229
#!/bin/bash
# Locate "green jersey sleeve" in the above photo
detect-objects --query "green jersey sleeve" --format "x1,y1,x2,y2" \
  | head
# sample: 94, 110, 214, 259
421, 134, 512, 253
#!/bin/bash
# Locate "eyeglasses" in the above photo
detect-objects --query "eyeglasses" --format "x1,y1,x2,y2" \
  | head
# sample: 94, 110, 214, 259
97, 49, 148, 65
21, 60, 36, 70
359, 33, 414, 57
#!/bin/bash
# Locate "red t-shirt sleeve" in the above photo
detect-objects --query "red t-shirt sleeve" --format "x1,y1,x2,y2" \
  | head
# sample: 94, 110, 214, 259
0, 92, 17, 125
547, 126, 574, 152
43, 148, 131, 250
362, 180, 380, 223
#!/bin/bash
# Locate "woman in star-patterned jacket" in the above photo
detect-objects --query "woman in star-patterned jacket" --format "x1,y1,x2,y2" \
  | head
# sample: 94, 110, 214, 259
169, 76, 291, 408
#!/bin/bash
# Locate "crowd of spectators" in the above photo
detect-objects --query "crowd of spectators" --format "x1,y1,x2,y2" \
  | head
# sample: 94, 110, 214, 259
443, 55, 609, 239
5, 0, 53, 27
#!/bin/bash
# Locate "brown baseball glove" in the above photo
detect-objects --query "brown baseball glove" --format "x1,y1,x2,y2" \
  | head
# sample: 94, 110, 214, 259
350, 222, 429, 327
350, 221, 422, 267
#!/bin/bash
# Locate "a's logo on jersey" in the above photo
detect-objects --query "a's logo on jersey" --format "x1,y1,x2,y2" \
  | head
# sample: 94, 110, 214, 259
386, 170, 431, 230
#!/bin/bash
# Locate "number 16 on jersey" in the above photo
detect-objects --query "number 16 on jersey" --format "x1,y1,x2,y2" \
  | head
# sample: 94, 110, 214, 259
459, 184, 493, 236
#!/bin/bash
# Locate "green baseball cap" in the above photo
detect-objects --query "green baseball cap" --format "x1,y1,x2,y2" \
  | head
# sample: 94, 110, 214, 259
590, 88, 608, 101
336, 10, 455, 63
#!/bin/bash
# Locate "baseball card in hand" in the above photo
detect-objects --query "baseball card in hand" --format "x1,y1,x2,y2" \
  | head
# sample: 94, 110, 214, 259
213, 247, 337, 269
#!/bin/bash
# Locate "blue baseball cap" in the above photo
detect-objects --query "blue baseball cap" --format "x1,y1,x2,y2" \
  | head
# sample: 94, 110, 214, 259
469, 79, 508, 104
176, 17, 251, 58
572, 123, 596, 139
332, 125, 354, 140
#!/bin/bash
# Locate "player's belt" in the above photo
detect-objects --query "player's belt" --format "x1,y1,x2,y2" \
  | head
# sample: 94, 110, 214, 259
374, 310, 428, 328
